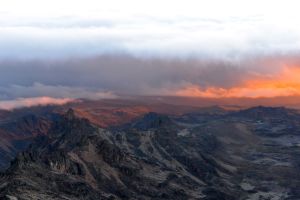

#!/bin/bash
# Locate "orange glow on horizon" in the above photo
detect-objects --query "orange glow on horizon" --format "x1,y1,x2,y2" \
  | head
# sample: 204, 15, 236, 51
176, 66, 300, 98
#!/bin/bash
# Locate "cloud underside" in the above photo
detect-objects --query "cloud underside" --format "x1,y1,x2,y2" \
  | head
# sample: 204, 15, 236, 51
0, 55, 299, 104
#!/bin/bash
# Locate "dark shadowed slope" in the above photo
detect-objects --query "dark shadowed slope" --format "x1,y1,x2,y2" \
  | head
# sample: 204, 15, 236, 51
0, 106, 60, 170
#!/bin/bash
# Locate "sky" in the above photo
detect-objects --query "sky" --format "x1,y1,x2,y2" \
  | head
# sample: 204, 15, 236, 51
1, 0, 300, 109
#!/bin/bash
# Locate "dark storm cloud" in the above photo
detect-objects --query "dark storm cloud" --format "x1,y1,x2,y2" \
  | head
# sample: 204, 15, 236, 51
0, 55, 254, 99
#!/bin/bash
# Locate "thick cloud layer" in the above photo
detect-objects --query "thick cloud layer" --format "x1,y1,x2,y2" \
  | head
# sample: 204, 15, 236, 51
0, 54, 299, 101
1, 0, 300, 109
0, 55, 251, 98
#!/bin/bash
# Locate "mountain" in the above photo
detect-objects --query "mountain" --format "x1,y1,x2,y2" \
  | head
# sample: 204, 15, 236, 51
0, 109, 231, 199
0, 99, 226, 171
0, 106, 60, 170
0, 105, 300, 199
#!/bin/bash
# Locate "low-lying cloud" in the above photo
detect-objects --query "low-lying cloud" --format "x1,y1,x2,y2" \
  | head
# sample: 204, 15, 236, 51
0, 97, 75, 110
0, 83, 117, 100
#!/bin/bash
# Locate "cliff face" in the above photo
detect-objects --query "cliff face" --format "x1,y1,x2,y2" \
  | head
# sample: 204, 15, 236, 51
1, 107, 300, 199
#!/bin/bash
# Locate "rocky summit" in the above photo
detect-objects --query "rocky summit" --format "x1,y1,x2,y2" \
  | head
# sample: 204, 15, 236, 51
0, 106, 300, 199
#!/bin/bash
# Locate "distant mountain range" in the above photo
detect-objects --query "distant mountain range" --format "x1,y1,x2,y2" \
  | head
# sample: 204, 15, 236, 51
0, 100, 300, 199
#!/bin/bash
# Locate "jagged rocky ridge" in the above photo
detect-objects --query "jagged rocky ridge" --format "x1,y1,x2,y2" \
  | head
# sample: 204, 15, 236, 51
0, 107, 59, 170
0, 107, 300, 199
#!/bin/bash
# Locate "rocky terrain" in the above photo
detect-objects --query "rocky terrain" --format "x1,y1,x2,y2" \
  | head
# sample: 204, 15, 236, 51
0, 99, 213, 172
0, 106, 59, 170
0, 105, 299, 199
